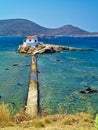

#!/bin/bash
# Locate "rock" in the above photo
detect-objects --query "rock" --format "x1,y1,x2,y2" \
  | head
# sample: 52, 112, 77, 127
87, 49, 95, 51
85, 86, 98, 94
17, 83, 23, 86
0, 96, 2, 99
13, 64, 18, 66
5, 68, 9, 70
79, 90, 86, 94
18, 43, 86, 55
55, 59, 60, 62
85, 86, 92, 92
27, 47, 35, 54
80, 86, 98, 94
24, 46, 30, 51
44, 47, 55, 53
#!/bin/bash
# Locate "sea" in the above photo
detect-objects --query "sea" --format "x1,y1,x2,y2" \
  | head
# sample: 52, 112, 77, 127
0, 36, 98, 114
0, 36, 31, 112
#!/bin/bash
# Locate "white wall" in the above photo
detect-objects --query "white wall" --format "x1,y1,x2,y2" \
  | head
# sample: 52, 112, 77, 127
23, 38, 38, 47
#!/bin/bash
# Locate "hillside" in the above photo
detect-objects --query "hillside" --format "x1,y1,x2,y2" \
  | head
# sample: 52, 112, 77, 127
0, 19, 48, 36
0, 19, 95, 36
48, 25, 90, 36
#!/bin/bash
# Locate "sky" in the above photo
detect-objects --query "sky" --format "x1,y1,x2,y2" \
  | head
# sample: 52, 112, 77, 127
0, 0, 98, 32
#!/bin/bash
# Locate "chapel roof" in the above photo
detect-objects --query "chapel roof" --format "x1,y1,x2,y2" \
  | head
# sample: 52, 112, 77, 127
27, 36, 36, 39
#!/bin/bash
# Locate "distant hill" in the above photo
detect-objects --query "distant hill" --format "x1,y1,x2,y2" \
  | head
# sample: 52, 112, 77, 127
0, 19, 97, 36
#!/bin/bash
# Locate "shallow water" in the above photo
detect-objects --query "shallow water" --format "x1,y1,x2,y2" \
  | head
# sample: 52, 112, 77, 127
0, 36, 98, 114
38, 37, 98, 114
0, 37, 31, 112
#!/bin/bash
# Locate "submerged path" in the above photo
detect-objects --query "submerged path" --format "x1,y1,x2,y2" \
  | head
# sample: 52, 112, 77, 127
26, 55, 39, 117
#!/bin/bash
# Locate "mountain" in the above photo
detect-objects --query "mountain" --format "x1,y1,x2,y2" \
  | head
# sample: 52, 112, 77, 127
0, 19, 97, 36
48, 25, 89, 36
0, 19, 48, 36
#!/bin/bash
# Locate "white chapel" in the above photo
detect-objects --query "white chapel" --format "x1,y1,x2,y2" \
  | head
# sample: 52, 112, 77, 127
23, 36, 38, 47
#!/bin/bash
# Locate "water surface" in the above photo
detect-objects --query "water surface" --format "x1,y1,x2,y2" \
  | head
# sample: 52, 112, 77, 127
38, 36, 98, 114
0, 37, 31, 112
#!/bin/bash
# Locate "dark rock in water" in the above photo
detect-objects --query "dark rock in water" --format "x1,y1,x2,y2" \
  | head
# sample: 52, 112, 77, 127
55, 59, 60, 62
85, 86, 92, 92
80, 86, 98, 94
79, 90, 86, 94
85, 86, 98, 94
85, 86, 92, 91
87, 49, 95, 51
17, 83, 23, 86
0, 96, 2, 99
13, 64, 18, 66
5, 68, 9, 70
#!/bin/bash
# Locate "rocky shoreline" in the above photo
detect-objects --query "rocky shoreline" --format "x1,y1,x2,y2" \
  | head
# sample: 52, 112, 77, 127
18, 43, 88, 55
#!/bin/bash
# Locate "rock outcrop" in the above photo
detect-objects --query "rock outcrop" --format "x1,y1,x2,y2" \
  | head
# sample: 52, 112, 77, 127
18, 43, 85, 54
79, 86, 98, 94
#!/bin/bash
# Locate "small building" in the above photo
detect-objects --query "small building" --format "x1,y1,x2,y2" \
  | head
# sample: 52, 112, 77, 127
23, 36, 38, 47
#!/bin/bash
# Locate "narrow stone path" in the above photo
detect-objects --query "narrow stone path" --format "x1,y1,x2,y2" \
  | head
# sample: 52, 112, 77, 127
26, 55, 38, 117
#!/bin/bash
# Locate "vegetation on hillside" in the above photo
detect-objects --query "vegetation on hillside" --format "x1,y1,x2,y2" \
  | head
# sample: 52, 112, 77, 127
0, 104, 97, 130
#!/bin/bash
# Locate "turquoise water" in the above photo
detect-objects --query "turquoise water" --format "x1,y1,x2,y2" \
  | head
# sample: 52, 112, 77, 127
38, 37, 98, 114
1, 36, 98, 114
0, 37, 31, 112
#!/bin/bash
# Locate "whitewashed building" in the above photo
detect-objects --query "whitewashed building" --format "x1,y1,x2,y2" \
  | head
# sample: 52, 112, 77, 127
23, 36, 38, 47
